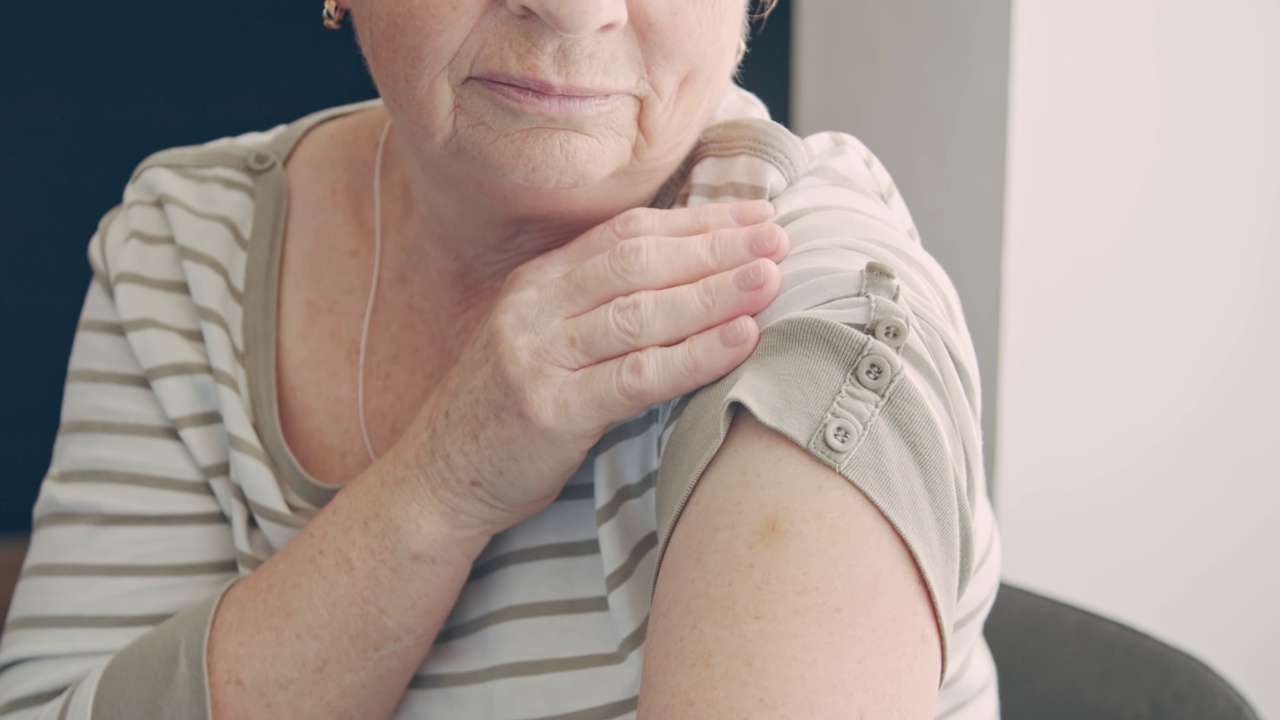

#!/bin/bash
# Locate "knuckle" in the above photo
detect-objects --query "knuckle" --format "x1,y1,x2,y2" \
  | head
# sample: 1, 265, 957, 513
678, 339, 709, 382
705, 228, 734, 266
606, 292, 647, 346
607, 238, 649, 284
616, 349, 658, 402
610, 207, 654, 240
690, 278, 720, 316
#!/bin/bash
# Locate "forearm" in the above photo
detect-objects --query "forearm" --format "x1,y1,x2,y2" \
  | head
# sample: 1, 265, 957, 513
207, 447, 491, 720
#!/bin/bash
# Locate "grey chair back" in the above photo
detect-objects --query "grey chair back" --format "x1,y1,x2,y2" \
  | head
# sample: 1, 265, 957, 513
985, 583, 1260, 719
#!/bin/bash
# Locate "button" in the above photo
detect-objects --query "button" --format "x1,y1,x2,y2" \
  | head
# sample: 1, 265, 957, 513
855, 354, 892, 391
824, 419, 857, 453
246, 151, 277, 173
873, 319, 909, 348
865, 261, 896, 279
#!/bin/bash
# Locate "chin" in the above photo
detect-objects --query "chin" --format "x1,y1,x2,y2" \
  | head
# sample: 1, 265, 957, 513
462, 126, 635, 191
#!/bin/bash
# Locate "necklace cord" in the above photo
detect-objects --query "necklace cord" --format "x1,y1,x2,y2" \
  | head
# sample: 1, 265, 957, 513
358, 118, 395, 463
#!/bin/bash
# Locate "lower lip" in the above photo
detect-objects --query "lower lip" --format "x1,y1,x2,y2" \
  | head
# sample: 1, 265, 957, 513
474, 79, 622, 116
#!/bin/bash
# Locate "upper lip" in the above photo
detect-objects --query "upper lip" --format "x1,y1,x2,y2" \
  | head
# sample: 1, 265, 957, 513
474, 72, 624, 98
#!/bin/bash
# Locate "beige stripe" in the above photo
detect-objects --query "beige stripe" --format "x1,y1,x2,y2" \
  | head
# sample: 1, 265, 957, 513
77, 319, 125, 336
212, 367, 241, 393
687, 181, 771, 201
196, 305, 244, 359
94, 204, 124, 280
169, 166, 255, 198
555, 483, 594, 503
112, 271, 190, 295
437, 596, 609, 644
936, 670, 994, 720
5, 613, 173, 631
469, 539, 600, 583
595, 470, 655, 527
121, 317, 205, 344
21, 559, 236, 578
91, 271, 113, 295
66, 370, 149, 389
774, 204, 898, 232
228, 434, 274, 469
122, 229, 176, 246
0, 687, 65, 717
235, 550, 263, 571
33, 512, 225, 530
123, 195, 249, 252
143, 362, 241, 394
248, 500, 305, 530
55, 677, 83, 720
179, 245, 245, 305
172, 411, 223, 430
595, 408, 660, 457
662, 395, 694, 436
604, 531, 658, 593
146, 362, 214, 380
519, 696, 639, 720
410, 618, 647, 690
54, 470, 214, 497
59, 420, 178, 441
203, 461, 231, 479
941, 646, 979, 689
955, 581, 999, 630
805, 163, 866, 192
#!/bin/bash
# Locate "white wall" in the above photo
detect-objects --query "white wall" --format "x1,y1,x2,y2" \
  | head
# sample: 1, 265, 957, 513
998, 1, 1280, 717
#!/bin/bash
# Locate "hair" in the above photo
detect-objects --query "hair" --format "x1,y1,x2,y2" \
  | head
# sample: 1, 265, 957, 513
752, 0, 780, 22
742, 0, 779, 41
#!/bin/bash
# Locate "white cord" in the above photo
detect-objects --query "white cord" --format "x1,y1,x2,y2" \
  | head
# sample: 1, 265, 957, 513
358, 118, 395, 463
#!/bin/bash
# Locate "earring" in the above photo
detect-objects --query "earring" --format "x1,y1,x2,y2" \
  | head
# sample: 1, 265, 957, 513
323, 0, 347, 29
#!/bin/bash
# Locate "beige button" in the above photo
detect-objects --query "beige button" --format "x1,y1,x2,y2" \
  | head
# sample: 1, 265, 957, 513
856, 354, 892, 391
873, 319, 909, 348
824, 419, 857, 453
246, 151, 277, 173
865, 261, 897, 279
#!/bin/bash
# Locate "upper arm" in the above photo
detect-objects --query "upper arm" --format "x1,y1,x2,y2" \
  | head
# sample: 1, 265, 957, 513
639, 410, 940, 719
0, 203, 237, 719
640, 130, 993, 717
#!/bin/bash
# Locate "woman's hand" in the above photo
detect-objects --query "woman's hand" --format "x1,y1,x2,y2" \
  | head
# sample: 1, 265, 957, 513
392, 200, 789, 538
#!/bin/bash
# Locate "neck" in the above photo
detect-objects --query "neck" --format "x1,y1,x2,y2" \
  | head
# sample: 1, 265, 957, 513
375, 114, 687, 305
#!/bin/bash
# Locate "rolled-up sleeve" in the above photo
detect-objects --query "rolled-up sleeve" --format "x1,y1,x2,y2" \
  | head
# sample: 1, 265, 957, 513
654, 130, 984, 672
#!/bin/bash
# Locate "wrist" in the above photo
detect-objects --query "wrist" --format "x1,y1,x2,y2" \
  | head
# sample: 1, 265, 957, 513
371, 441, 498, 563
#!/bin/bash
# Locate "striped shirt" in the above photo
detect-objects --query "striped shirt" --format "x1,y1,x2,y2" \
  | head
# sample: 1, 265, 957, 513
0, 86, 1002, 719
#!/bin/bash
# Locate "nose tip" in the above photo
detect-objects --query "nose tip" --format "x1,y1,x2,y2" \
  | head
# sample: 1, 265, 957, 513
506, 0, 628, 37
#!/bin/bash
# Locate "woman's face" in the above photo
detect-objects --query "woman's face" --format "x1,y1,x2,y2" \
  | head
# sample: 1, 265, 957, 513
350, 0, 748, 191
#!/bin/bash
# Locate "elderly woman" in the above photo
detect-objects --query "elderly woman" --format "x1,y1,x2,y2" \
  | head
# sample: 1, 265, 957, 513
0, 1, 1000, 718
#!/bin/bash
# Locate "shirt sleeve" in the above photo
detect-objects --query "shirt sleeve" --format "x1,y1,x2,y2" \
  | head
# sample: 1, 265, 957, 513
0, 204, 238, 720
653, 131, 985, 675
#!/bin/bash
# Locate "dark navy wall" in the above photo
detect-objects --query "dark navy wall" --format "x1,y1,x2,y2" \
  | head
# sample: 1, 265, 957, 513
0, 1, 790, 534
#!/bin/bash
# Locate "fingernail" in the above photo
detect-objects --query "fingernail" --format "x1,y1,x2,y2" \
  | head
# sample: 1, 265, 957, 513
731, 200, 775, 226
720, 317, 749, 347
746, 225, 778, 256
733, 260, 766, 291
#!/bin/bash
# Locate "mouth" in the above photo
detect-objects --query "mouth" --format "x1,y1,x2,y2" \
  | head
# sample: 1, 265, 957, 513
470, 73, 627, 115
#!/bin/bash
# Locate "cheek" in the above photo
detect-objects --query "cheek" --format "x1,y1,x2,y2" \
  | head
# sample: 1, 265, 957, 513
634, 3, 743, 151
353, 1, 481, 104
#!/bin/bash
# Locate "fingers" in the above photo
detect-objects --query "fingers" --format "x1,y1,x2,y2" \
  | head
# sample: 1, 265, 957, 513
554, 258, 781, 368
555, 222, 789, 316
575, 316, 761, 426
539, 200, 775, 277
